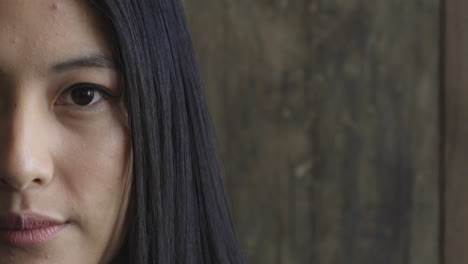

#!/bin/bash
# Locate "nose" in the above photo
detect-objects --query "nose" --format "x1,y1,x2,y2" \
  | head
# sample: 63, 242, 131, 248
0, 101, 54, 192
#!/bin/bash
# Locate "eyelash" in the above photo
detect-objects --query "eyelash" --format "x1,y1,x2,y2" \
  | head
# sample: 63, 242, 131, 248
56, 82, 116, 110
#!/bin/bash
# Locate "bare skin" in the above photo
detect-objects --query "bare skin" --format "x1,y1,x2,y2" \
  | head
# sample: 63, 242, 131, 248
0, 0, 131, 263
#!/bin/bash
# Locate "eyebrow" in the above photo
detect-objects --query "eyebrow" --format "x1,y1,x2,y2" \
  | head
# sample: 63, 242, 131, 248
50, 53, 116, 73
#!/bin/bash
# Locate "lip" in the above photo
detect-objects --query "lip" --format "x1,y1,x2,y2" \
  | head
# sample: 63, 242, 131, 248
0, 213, 68, 248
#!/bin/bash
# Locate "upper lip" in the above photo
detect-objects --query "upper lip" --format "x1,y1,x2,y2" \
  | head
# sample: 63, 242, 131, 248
0, 213, 66, 231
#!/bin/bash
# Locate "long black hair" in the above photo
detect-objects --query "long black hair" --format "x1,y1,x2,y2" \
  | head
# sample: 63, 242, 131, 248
89, 0, 245, 263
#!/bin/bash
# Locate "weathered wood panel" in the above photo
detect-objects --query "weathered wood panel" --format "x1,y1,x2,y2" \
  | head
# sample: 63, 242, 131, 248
183, 1, 440, 263
445, 0, 468, 263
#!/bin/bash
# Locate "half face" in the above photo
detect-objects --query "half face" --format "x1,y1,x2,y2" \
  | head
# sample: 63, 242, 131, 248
0, 0, 131, 263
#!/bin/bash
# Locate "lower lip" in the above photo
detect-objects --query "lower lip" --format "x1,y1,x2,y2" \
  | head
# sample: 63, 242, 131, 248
0, 223, 67, 248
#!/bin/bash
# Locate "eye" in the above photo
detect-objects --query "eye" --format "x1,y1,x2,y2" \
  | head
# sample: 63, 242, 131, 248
56, 83, 113, 108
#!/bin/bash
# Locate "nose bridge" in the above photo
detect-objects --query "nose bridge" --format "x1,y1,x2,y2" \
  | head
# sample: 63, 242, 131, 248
0, 96, 53, 191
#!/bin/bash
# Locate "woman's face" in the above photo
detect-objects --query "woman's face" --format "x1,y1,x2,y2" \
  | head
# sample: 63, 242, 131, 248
0, 0, 131, 263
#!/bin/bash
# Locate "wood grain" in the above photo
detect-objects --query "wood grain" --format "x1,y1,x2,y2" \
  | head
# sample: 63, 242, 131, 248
444, 0, 468, 263
183, 0, 440, 263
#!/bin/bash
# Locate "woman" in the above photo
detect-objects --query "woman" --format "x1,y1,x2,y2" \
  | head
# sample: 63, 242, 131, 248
0, 0, 244, 263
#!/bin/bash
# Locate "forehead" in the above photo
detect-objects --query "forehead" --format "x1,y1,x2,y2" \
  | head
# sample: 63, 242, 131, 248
0, 0, 111, 77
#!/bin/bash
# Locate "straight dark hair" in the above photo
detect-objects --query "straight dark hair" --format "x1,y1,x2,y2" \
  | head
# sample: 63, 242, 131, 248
89, 0, 245, 263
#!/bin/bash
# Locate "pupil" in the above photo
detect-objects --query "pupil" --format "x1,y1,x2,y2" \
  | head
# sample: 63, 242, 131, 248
71, 88, 95, 105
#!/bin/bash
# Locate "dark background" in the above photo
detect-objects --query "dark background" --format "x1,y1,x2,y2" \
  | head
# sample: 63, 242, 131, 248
182, 0, 466, 263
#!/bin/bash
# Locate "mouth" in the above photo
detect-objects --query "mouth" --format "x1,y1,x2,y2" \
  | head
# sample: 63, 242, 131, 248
0, 213, 69, 248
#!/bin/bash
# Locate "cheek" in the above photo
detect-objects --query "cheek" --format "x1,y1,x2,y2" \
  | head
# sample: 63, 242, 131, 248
52, 113, 131, 241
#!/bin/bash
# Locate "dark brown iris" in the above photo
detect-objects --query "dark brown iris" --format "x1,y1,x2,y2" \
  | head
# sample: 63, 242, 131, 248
71, 87, 95, 105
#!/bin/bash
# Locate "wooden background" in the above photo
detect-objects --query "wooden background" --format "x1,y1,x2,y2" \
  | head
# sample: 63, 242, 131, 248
445, 0, 468, 263
182, 0, 450, 263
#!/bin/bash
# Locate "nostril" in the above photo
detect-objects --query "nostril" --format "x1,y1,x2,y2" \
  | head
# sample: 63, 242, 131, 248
0, 178, 8, 186
33, 178, 42, 184
0, 178, 46, 191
